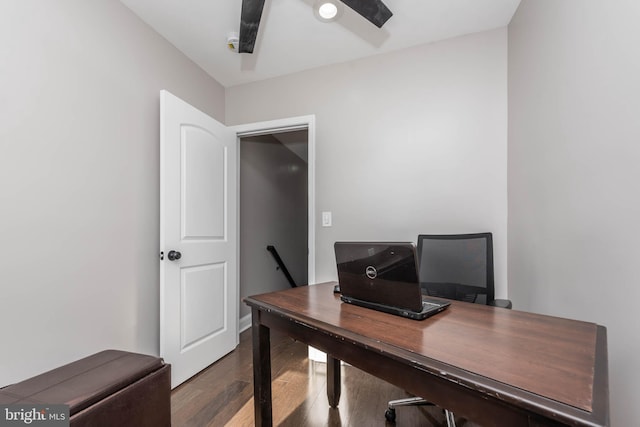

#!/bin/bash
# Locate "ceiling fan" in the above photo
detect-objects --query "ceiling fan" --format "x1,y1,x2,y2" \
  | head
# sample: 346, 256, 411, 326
239, 0, 393, 54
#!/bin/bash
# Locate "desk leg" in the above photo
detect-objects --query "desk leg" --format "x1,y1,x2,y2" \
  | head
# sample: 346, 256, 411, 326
252, 308, 272, 427
327, 355, 341, 408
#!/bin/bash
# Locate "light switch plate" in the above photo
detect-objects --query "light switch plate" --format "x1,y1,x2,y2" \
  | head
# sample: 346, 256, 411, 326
322, 211, 332, 227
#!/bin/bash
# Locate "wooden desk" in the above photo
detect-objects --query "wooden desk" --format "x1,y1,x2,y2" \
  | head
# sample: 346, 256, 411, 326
244, 282, 609, 427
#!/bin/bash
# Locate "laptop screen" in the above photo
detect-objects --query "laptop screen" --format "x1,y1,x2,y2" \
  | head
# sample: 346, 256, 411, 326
335, 242, 422, 311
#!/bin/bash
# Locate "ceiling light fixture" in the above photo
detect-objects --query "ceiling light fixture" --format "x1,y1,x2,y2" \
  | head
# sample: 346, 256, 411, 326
319, 2, 337, 19
314, 0, 341, 22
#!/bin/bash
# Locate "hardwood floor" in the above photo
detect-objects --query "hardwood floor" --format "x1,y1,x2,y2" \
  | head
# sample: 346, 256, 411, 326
171, 329, 479, 427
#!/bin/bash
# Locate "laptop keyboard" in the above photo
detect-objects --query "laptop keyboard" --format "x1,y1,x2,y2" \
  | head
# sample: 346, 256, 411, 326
422, 301, 441, 309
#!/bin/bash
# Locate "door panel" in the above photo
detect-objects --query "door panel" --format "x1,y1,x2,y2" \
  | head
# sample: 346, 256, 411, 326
182, 125, 226, 239
181, 263, 226, 349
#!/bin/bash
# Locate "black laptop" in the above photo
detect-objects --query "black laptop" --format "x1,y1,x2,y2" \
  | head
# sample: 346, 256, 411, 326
335, 242, 450, 320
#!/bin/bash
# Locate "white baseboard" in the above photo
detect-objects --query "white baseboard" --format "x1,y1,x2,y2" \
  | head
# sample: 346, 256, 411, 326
239, 314, 252, 333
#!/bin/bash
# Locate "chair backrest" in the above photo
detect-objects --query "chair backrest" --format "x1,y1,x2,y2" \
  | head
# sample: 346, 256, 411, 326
417, 233, 494, 305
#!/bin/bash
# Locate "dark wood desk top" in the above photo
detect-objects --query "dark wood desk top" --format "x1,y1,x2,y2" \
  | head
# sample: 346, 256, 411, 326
245, 282, 608, 424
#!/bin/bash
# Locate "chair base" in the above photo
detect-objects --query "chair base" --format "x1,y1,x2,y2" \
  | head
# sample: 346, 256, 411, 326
489, 298, 513, 309
385, 397, 456, 427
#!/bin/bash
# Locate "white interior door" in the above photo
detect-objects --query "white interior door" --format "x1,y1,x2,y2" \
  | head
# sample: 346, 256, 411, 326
160, 90, 237, 388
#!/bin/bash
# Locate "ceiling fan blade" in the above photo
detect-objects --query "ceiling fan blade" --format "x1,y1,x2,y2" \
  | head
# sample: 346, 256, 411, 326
339, 0, 393, 28
239, 0, 266, 54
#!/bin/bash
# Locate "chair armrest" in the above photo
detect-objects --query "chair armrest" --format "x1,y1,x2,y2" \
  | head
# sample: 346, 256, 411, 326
489, 299, 512, 309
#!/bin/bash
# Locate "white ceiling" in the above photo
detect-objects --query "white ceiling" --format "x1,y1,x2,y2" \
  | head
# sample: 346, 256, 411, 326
121, 0, 521, 88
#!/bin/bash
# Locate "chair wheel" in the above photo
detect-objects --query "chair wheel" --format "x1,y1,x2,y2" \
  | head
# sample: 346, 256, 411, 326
385, 408, 396, 422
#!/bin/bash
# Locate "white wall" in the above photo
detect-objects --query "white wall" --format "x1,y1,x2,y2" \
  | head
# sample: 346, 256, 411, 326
508, 1, 640, 425
0, 0, 225, 385
227, 28, 508, 296
239, 135, 308, 319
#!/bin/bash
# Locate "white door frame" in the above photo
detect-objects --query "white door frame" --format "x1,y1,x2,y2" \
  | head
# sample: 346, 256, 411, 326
232, 115, 316, 331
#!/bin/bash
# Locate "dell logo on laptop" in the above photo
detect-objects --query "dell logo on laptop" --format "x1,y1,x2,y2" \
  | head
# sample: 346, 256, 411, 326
365, 266, 377, 279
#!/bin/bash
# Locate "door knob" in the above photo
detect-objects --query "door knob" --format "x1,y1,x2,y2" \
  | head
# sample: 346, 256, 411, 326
167, 250, 182, 261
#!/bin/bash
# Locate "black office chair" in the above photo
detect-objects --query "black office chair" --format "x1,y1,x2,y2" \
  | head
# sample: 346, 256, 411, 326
385, 233, 512, 426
